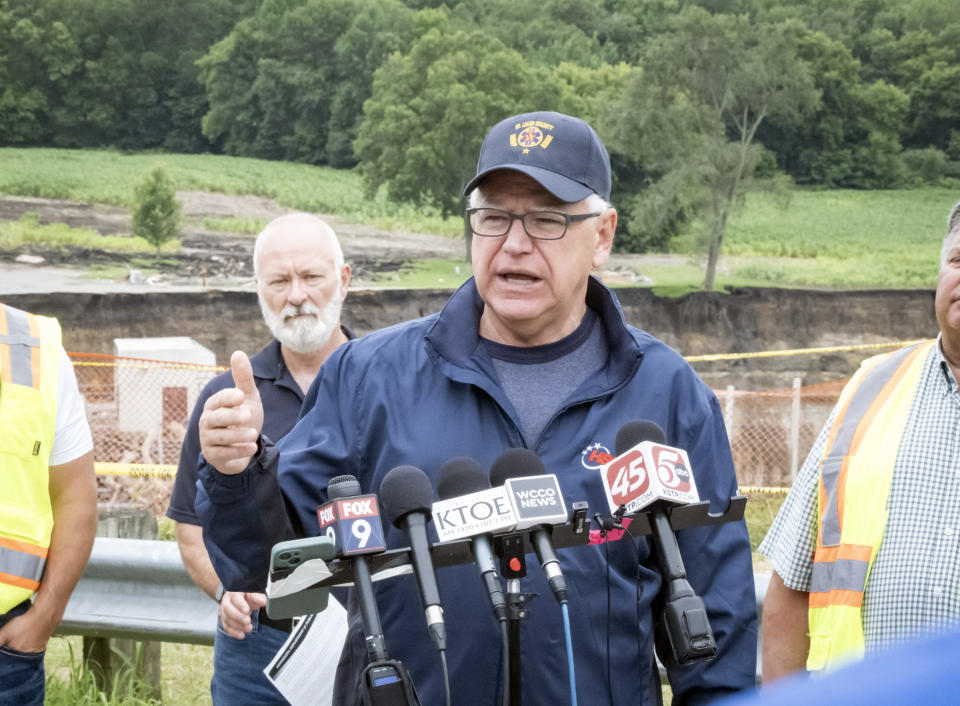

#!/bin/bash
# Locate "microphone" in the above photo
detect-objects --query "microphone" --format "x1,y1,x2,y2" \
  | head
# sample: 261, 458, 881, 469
324, 475, 423, 706
601, 421, 699, 516
434, 458, 510, 622
322, 475, 389, 662
610, 422, 716, 665
489, 448, 569, 605
380, 465, 447, 652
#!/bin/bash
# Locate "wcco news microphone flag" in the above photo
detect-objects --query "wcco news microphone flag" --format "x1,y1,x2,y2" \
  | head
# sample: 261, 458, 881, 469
599, 440, 699, 514
501, 474, 567, 530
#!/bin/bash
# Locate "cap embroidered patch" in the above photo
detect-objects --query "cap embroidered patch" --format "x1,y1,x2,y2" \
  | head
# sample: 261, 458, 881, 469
464, 111, 611, 203
512, 121, 555, 153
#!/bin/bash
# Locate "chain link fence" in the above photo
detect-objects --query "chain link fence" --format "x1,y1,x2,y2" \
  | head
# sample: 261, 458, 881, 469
71, 353, 226, 514
718, 379, 845, 489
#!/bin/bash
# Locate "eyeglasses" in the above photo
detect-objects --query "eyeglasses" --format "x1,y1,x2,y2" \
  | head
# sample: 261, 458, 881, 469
465, 207, 601, 241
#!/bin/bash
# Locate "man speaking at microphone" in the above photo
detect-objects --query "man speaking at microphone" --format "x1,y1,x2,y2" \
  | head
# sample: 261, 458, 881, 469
195, 111, 757, 704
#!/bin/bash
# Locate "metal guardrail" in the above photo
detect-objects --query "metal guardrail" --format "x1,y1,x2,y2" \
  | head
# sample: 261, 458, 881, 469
56, 537, 218, 645
55, 538, 772, 671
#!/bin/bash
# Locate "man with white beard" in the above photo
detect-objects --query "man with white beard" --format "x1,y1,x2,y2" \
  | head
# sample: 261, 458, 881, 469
166, 212, 352, 704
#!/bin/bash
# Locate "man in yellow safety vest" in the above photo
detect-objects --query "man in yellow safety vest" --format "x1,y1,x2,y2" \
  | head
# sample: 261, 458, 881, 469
0, 304, 97, 704
760, 198, 960, 681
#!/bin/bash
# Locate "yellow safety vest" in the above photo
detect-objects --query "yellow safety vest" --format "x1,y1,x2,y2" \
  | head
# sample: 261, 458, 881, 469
807, 339, 937, 671
0, 304, 62, 614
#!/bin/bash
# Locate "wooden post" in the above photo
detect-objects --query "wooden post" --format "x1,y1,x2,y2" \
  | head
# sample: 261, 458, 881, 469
790, 378, 802, 481
724, 385, 736, 433
82, 504, 161, 701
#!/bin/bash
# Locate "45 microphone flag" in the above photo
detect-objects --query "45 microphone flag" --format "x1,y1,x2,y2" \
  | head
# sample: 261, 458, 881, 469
599, 440, 699, 514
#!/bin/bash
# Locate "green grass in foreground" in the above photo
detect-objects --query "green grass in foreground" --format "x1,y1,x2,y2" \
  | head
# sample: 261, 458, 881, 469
0, 147, 459, 237
744, 492, 786, 561
45, 636, 212, 705
0, 212, 180, 254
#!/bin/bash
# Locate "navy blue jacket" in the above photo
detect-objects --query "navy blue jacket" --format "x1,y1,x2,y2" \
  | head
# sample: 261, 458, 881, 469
197, 278, 757, 705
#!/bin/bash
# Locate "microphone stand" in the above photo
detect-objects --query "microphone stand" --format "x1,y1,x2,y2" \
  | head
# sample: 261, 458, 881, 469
498, 533, 538, 706
301, 495, 745, 702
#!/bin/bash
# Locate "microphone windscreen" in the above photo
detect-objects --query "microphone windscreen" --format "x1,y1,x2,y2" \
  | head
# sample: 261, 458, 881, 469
327, 474, 362, 499
437, 457, 487, 499
380, 465, 434, 527
489, 447, 546, 488
615, 421, 666, 455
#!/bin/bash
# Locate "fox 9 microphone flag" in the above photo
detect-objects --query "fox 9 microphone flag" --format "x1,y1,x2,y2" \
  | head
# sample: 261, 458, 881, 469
317, 489, 387, 556
598, 433, 699, 514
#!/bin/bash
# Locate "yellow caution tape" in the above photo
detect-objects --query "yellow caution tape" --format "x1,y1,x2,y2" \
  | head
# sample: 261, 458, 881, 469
95, 462, 177, 478
739, 486, 789, 494
684, 339, 931, 363
73, 360, 228, 371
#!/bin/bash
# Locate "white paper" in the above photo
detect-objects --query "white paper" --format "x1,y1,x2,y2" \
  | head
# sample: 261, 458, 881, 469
263, 596, 349, 706
267, 557, 334, 598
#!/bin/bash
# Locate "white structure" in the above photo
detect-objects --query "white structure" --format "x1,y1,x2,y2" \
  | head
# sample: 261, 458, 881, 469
113, 337, 216, 435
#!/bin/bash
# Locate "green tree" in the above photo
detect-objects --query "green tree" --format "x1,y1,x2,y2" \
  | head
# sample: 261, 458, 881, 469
0, 2, 81, 145
198, 0, 424, 165
606, 10, 820, 289
355, 27, 562, 221
131, 165, 181, 252
754, 27, 908, 188
0, 0, 249, 151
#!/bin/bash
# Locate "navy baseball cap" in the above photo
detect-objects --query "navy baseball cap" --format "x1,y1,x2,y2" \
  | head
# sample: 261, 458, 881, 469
463, 111, 611, 203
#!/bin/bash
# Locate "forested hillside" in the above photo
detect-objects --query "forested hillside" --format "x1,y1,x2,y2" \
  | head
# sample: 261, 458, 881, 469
3, 0, 959, 271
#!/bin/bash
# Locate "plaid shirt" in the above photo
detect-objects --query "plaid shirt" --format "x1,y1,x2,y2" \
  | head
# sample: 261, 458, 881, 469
761, 337, 960, 651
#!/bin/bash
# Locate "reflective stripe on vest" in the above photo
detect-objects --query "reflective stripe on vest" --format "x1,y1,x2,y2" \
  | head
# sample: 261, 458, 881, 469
817, 343, 918, 550
807, 340, 935, 670
0, 536, 47, 591
0, 305, 42, 389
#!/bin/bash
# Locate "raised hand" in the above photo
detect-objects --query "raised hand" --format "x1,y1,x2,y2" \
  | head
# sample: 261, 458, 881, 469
198, 351, 265, 474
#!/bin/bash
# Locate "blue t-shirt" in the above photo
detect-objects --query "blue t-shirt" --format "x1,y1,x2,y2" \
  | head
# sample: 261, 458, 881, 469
483, 307, 607, 445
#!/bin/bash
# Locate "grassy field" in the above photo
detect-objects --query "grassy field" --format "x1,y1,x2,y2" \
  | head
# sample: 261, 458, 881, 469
1, 211, 180, 255
1, 147, 957, 291
0, 147, 457, 237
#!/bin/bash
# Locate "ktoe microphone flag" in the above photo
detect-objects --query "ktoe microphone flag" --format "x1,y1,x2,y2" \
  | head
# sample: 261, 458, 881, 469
435, 458, 509, 622
599, 421, 699, 514
432, 466, 517, 542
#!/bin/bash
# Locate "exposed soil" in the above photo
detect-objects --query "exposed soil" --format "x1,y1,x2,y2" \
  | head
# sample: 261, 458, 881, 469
0, 192, 465, 291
